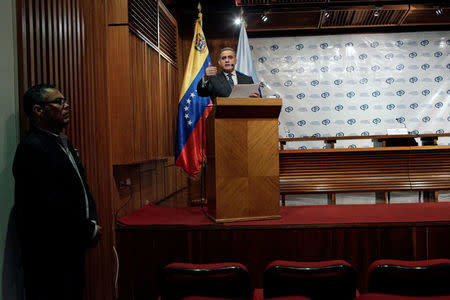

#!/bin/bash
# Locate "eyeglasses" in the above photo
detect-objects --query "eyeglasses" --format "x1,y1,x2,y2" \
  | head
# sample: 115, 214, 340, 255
39, 98, 69, 106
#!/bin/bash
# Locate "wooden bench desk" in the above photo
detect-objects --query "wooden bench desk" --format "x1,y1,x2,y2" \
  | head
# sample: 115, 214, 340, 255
279, 146, 450, 205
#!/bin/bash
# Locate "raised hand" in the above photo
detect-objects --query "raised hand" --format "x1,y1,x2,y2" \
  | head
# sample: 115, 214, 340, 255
205, 62, 217, 80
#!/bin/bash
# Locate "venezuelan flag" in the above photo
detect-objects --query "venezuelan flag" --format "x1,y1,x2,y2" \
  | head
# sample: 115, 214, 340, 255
175, 15, 212, 178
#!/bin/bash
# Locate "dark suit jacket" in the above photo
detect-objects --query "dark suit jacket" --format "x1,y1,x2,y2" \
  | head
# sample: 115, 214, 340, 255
13, 128, 98, 265
197, 71, 254, 99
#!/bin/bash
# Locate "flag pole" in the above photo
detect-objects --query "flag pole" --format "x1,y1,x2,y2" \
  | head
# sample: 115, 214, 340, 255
240, 7, 247, 29
198, 2, 202, 27
197, 1, 207, 205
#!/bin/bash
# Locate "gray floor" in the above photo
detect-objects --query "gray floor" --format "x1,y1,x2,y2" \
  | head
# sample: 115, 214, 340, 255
283, 191, 450, 206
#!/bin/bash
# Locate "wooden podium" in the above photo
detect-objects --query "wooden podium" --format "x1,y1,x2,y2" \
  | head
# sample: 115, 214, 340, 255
205, 98, 282, 223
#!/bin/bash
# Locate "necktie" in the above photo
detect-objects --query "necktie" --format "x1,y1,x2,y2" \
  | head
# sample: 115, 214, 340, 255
227, 73, 234, 88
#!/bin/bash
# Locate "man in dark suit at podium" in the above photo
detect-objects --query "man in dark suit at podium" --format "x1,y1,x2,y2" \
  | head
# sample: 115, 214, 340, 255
13, 84, 102, 300
197, 47, 260, 99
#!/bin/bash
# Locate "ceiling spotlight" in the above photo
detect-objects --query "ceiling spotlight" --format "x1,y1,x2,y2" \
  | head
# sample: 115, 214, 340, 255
234, 17, 241, 25
321, 9, 330, 19
436, 8, 443, 15
261, 12, 268, 22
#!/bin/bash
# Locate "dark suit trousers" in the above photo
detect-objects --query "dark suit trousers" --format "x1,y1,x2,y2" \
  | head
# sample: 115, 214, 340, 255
24, 251, 86, 300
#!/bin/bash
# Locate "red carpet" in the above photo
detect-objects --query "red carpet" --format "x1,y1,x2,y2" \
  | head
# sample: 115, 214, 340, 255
117, 202, 450, 227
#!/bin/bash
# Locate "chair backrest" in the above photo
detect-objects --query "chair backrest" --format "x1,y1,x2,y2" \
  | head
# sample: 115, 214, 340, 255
159, 262, 252, 300
368, 259, 450, 296
263, 260, 357, 300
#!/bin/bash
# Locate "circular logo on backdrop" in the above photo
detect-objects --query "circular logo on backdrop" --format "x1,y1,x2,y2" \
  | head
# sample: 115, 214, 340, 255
335, 105, 344, 111
421, 64, 430, 70
397, 117, 405, 123
194, 33, 206, 53
321, 92, 330, 99
296, 93, 306, 99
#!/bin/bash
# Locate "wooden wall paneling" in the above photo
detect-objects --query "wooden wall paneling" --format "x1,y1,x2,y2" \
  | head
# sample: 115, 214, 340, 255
112, 165, 142, 219
167, 64, 178, 156
116, 223, 445, 300
426, 226, 450, 259
108, 25, 133, 164
80, 0, 116, 299
130, 32, 149, 162
164, 157, 176, 197
147, 46, 161, 158
159, 58, 169, 157
116, 230, 193, 300
156, 160, 166, 200
46, 0, 54, 84
16, 0, 116, 299
171, 63, 179, 155
140, 161, 158, 205
107, 0, 128, 25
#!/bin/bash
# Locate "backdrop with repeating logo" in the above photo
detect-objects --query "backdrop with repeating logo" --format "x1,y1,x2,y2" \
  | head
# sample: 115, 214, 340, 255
250, 31, 450, 149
